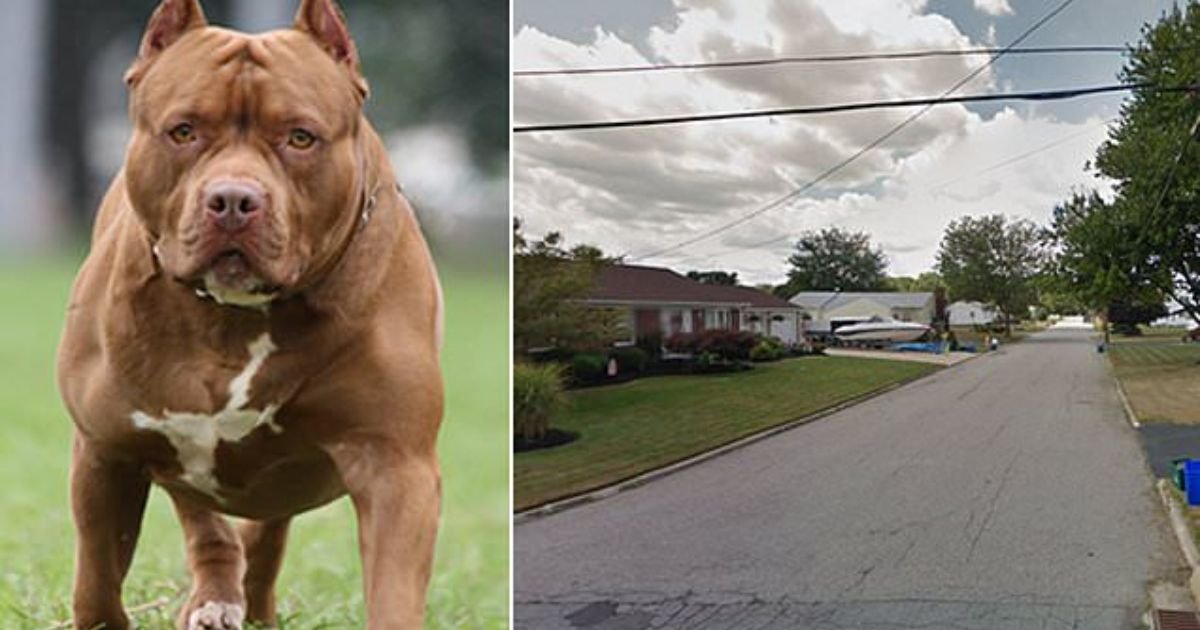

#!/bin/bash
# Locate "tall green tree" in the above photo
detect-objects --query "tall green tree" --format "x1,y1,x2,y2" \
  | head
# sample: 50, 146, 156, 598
777, 227, 888, 297
1093, 3, 1200, 322
1046, 191, 1167, 342
885, 272, 944, 293
512, 220, 624, 354
936, 214, 1043, 336
686, 270, 739, 286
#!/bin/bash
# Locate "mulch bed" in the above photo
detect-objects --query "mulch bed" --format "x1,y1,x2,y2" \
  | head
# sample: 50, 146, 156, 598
514, 429, 580, 453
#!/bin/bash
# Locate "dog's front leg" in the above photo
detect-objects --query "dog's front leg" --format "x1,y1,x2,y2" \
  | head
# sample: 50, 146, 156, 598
70, 433, 151, 630
238, 517, 291, 626
171, 495, 246, 630
329, 440, 441, 630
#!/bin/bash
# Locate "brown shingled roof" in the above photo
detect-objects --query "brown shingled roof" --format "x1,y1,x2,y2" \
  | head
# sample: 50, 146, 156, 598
587, 265, 799, 309
717, 284, 798, 309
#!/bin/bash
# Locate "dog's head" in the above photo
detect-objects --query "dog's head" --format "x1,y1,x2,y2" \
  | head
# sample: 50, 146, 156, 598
123, 0, 371, 307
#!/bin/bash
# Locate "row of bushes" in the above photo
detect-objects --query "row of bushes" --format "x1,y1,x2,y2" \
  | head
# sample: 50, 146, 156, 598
665, 329, 759, 360
570, 346, 650, 384
570, 331, 819, 383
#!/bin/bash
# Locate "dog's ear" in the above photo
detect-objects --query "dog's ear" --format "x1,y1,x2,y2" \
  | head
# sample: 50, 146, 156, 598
125, 0, 208, 86
294, 0, 369, 99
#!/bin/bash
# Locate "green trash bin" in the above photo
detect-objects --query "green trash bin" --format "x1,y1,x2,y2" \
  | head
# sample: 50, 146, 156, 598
1172, 458, 1189, 492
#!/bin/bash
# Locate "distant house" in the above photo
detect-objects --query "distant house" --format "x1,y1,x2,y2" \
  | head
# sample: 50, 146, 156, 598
584, 265, 806, 345
948, 301, 997, 327
788, 291, 936, 336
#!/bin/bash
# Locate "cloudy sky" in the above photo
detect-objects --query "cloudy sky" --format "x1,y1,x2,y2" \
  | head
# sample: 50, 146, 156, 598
513, 0, 1178, 285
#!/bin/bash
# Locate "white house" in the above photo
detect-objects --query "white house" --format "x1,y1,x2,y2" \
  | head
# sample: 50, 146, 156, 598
948, 301, 997, 327
789, 291, 936, 336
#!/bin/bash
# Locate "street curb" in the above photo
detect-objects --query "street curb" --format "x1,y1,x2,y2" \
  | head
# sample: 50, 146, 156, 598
1098, 339, 1140, 429
1156, 479, 1200, 607
1114, 377, 1141, 429
515, 360, 957, 524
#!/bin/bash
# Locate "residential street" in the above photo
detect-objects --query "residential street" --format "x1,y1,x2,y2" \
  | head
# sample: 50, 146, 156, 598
515, 328, 1185, 629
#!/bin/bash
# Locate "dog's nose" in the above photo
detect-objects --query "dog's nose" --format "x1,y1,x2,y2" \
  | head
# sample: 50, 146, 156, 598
203, 180, 266, 232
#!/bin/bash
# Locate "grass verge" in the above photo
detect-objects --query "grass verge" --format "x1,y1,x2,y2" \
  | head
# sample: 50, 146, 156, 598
0, 257, 508, 629
514, 356, 938, 511
1109, 330, 1200, 425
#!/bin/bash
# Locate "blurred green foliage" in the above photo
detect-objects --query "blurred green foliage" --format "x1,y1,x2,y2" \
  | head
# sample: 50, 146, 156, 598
349, 0, 508, 173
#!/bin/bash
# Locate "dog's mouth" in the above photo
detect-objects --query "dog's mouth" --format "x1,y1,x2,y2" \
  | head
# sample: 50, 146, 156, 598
194, 249, 281, 308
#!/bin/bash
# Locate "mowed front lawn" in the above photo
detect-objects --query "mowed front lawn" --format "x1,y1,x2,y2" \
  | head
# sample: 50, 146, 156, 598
1110, 332, 1200, 424
0, 257, 509, 629
515, 357, 939, 511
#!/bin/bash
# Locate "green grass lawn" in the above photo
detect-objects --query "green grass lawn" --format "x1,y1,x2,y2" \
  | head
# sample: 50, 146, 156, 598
0, 257, 508, 629
1110, 332, 1200, 424
948, 324, 1035, 348
515, 357, 939, 511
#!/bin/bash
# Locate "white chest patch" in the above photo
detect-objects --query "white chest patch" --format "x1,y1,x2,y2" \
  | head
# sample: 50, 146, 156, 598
131, 333, 282, 501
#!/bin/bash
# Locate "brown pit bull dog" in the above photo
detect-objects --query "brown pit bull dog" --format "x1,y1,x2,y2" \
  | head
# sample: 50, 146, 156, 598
55, 0, 444, 628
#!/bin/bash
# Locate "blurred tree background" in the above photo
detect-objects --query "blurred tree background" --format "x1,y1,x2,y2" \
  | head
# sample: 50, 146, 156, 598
9, 0, 507, 262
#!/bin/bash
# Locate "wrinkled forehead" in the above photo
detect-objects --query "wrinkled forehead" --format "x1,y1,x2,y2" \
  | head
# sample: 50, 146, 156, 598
131, 27, 360, 131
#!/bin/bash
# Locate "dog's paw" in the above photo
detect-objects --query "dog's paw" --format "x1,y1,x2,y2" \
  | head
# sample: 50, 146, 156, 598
187, 601, 245, 630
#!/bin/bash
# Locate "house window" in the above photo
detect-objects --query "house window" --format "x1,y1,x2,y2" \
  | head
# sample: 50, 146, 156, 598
661, 308, 689, 336
706, 309, 729, 329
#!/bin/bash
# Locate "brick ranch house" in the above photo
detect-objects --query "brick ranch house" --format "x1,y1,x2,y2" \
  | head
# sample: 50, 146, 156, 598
584, 264, 806, 345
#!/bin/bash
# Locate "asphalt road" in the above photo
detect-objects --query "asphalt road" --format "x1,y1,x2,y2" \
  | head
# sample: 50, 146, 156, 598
515, 328, 1185, 629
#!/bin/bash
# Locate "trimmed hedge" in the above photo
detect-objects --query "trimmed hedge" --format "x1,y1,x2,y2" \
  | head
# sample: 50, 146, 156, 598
571, 352, 609, 383
610, 346, 648, 374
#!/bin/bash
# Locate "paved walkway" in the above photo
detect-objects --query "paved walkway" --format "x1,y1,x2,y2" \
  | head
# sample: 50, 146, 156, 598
515, 329, 1185, 629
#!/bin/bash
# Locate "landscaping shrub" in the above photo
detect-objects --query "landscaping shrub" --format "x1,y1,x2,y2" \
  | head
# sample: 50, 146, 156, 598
513, 362, 568, 441
571, 351, 609, 383
636, 333, 664, 362
749, 336, 786, 362
663, 332, 693, 354
610, 346, 648, 374
665, 329, 758, 362
749, 342, 776, 362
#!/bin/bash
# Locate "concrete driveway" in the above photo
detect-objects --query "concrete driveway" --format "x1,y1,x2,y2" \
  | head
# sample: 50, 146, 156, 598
515, 328, 1185, 629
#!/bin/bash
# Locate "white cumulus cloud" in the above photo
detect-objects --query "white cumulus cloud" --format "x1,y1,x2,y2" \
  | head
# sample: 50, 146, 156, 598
514, 0, 1109, 285
973, 0, 1014, 17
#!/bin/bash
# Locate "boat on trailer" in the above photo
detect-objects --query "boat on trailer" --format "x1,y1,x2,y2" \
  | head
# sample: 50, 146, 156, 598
833, 317, 932, 344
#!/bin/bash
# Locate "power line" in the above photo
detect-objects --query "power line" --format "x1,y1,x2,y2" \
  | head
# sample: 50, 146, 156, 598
627, 0, 1079, 261
927, 118, 1113, 192
707, 119, 1117, 259
515, 45, 1129, 77
514, 82, 1177, 133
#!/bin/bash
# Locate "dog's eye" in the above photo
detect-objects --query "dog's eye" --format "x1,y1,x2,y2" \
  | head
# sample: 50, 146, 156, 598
288, 129, 317, 150
168, 123, 196, 144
